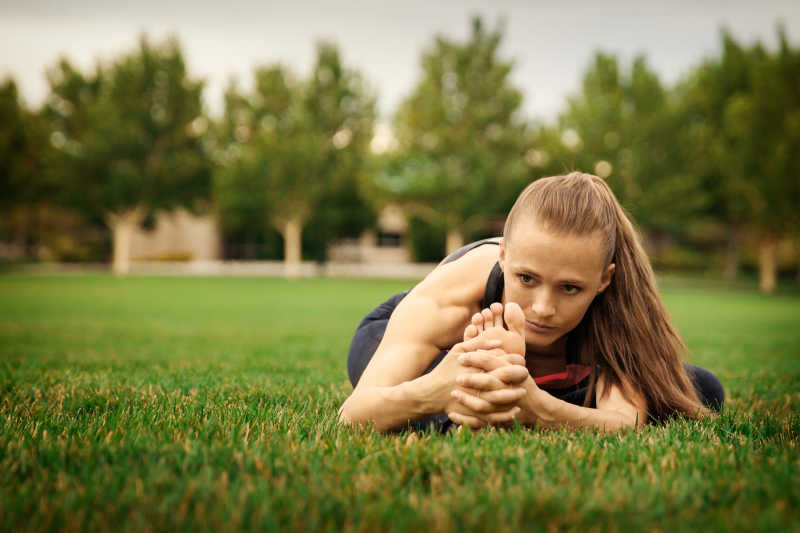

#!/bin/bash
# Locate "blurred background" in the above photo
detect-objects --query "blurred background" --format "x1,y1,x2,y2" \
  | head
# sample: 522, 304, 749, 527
1, 0, 799, 292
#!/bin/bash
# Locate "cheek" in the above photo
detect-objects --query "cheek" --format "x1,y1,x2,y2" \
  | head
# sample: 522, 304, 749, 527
561, 295, 595, 323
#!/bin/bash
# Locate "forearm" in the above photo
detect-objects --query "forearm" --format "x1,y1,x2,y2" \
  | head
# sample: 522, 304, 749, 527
338, 373, 445, 433
518, 377, 642, 432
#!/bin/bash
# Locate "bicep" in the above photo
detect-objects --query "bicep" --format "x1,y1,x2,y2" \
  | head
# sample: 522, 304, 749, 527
353, 293, 460, 389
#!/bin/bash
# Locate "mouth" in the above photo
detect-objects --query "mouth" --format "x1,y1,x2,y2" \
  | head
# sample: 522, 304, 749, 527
525, 320, 556, 334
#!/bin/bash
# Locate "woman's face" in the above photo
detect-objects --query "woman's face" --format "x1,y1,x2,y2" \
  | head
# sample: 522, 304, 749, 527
499, 221, 615, 352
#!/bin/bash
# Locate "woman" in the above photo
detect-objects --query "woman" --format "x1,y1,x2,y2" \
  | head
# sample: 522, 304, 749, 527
338, 172, 724, 433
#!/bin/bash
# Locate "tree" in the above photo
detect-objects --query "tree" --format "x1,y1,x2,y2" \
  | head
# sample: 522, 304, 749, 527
43, 35, 212, 274
678, 32, 761, 280
559, 53, 709, 250
680, 28, 800, 291
0, 77, 51, 257
718, 28, 800, 291
213, 42, 376, 275
386, 17, 528, 254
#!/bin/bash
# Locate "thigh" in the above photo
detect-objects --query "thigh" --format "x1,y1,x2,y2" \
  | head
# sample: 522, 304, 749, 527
347, 291, 409, 387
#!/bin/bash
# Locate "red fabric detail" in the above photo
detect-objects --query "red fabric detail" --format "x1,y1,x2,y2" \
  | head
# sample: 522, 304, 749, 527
533, 364, 591, 389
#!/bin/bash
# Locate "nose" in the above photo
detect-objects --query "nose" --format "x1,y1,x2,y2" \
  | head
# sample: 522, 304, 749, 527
530, 289, 556, 319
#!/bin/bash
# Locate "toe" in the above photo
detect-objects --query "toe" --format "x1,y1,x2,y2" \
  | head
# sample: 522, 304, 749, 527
471, 312, 484, 333
463, 324, 478, 342
504, 302, 525, 336
481, 308, 494, 329
489, 302, 503, 328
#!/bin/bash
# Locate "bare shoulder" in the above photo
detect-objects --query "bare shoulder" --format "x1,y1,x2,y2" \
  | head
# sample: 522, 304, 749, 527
407, 240, 502, 344
354, 240, 501, 388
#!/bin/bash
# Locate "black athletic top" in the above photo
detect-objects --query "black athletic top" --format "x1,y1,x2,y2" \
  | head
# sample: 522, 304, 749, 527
441, 239, 594, 407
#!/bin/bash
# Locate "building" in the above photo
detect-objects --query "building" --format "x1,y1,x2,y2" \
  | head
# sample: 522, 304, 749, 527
128, 205, 411, 265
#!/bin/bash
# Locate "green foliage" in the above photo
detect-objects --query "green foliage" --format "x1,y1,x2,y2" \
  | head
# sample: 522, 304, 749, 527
43, 34, 212, 221
679, 27, 800, 236
213, 43, 377, 259
560, 53, 711, 239
408, 216, 447, 262
0, 275, 799, 531
0, 78, 110, 262
384, 17, 528, 239
0, 79, 49, 212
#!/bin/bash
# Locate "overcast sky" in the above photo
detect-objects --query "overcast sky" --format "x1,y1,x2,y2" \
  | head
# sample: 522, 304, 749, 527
1, 0, 798, 124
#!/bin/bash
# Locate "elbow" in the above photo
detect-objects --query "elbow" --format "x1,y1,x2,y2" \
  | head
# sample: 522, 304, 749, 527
337, 393, 393, 433
337, 398, 356, 427
614, 409, 646, 431
337, 395, 371, 430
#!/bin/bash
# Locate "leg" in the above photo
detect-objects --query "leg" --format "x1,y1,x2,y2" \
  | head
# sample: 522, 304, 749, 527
683, 363, 725, 412
347, 290, 409, 387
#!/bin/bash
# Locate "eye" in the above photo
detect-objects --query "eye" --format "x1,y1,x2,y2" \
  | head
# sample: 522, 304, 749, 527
563, 285, 581, 295
518, 273, 533, 285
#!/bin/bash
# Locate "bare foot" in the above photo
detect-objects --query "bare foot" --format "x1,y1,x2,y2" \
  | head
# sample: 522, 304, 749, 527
463, 302, 526, 357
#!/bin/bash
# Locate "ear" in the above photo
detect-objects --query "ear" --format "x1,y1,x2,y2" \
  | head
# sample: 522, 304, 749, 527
498, 239, 506, 272
598, 263, 615, 293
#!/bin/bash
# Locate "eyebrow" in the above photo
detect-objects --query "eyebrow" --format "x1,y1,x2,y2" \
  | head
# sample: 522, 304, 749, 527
513, 265, 587, 286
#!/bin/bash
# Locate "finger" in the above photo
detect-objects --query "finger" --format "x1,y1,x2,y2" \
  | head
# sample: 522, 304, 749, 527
457, 372, 505, 391
490, 365, 530, 385
451, 389, 496, 413
458, 349, 507, 371
480, 387, 526, 405
502, 353, 526, 366
457, 336, 502, 353
447, 411, 486, 429
484, 406, 521, 425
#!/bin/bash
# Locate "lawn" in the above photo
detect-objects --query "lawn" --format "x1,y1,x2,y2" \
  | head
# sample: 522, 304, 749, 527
1, 275, 799, 532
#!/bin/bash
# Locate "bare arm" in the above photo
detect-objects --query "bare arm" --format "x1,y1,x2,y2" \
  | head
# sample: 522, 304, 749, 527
337, 293, 461, 432
338, 245, 518, 432
517, 370, 648, 431
453, 351, 647, 432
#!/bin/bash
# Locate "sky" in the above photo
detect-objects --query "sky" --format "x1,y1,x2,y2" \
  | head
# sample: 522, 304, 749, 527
1, 0, 799, 127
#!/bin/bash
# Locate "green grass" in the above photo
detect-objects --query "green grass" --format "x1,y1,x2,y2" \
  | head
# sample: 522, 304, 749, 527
1, 275, 799, 532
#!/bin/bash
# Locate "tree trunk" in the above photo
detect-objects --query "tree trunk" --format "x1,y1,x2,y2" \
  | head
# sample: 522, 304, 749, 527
105, 208, 145, 276
758, 237, 777, 294
281, 215, 303, 279
723, 232, 740, 280
445, 228, 464, 256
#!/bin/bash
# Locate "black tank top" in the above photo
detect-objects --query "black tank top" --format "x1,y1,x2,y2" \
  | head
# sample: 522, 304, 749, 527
439, 238, 593, 406
439, 238, 504, 309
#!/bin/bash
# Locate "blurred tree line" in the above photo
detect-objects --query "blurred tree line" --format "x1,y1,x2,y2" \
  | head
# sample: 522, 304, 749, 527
1, 18, 798, 291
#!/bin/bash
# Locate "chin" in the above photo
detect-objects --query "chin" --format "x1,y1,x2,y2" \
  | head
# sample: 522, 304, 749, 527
524, 331, 557, 347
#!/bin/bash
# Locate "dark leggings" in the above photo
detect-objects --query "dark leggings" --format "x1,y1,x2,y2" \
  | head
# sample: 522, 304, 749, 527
347, 292, 725, 430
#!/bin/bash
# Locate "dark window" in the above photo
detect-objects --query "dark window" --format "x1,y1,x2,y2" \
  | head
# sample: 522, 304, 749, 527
377, 232, 403, 247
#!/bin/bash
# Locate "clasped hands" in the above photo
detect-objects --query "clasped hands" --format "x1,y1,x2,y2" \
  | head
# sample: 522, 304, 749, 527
439, 338, 531, 429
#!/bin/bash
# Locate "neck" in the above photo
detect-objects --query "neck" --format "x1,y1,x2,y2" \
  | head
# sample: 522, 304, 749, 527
525, 336, 568, 378
526, 335, 567, 359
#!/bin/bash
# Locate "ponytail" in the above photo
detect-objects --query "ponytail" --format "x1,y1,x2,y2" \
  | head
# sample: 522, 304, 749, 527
575, 199, 707, 419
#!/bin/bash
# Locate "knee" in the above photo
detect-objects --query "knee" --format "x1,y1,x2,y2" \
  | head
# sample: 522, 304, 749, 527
684, 363, 725, 412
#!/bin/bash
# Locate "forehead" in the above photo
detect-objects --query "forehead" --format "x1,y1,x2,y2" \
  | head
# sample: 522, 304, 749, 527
505, 223, 607, 280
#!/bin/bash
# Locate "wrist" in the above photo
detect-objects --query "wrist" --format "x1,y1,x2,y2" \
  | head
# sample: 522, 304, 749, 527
520, 376, 554, 427
406, 372, 450, 416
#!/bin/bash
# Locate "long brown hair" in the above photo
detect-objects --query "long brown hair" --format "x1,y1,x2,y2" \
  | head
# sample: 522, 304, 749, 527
504, 172, 708, 420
